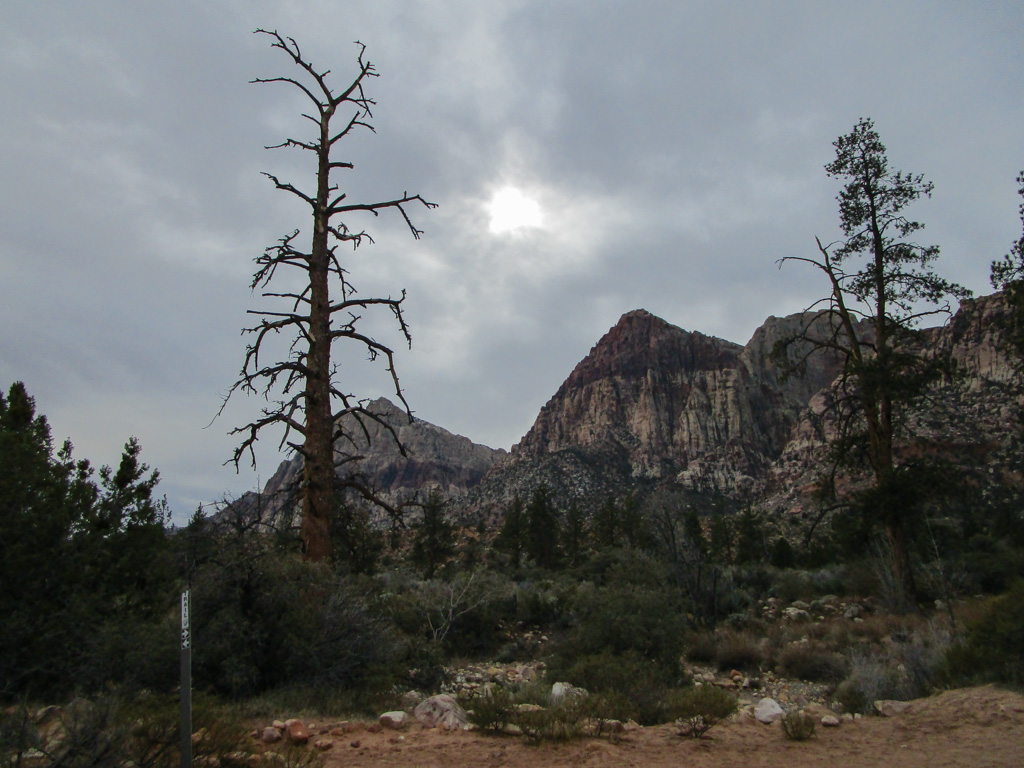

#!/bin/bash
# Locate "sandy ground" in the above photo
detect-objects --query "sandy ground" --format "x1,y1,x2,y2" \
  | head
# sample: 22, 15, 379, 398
312, 686, 1024, 768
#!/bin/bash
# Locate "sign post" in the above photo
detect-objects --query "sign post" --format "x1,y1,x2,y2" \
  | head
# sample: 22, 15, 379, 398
180, 590, 192, 768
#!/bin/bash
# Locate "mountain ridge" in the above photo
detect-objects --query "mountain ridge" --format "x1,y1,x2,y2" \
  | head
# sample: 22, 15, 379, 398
243, 291, 1020, 533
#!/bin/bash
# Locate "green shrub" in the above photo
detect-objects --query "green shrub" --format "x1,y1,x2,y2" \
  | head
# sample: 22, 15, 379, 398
0, 691, 247, 768
781, 711, 816, 741
685, 631, 719, 664
664, 686, 737, 738
713, 630, 766, 673
943, 581, 1024, 688
462, 688, 517, 733
779, 643, 849, 683
577, 692, 632, 736
515, 700, 585, 743
833, 653, 903, 714
556, 649, 676, 725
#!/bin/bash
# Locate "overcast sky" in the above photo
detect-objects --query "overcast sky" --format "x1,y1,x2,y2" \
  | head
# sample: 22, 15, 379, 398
2, 1, 1022, 521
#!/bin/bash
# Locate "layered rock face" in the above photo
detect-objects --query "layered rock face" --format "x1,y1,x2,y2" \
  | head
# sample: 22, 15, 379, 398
467, 292, 1019, 518
501, 308, 847, 498
247, 397, 505, 529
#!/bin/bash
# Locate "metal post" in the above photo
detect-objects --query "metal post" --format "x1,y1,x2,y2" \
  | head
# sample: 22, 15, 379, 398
180, 590, 192, 768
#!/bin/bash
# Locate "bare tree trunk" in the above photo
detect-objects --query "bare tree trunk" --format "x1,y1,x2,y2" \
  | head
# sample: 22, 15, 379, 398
223, 31, 435, 563
885, 514, 918, 612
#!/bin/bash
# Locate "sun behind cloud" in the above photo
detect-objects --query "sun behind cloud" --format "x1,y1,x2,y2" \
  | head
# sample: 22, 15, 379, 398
487, 186, 543, 234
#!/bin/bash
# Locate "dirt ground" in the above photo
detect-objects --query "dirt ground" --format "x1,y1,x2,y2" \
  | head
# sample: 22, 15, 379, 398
313, 686, 1024, 768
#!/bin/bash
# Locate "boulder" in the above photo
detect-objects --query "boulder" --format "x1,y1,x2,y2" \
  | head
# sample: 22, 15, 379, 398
378, 711, 408, 730
260, 727, 282, 744
414, 695, 469, 730
754, 698, 785, 724
821, 714, 841, 727
874, 700, 911, 717
283, 719, 309, 745
550, 682, 587, 705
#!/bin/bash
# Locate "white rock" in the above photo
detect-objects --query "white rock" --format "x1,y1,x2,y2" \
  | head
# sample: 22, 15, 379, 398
414, 695, 469, 730
379, 711, 408, 730
754, 698, 785, 724
550, 682, 587, 705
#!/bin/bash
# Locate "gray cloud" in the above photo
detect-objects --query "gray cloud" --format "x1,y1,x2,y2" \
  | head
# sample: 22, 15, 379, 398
2, 1, 1021, 520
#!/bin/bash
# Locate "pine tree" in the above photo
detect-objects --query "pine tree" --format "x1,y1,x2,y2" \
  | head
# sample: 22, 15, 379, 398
776, 118, 970, 608
411, 490, 456, 577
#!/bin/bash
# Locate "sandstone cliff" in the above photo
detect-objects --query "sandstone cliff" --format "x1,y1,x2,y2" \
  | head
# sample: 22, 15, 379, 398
463, 291, 1020, 521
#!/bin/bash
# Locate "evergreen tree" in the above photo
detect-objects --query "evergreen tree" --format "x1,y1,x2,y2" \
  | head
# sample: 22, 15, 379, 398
0, 383, 173, 697
411, 490, 456, 577
591, 496, 625, 550
494, 495, 525, 568
525, 484, 561, 569
991, 171, 1024, 366
708, 516, 733, 564
776, 118, 970, 608
561, 499, 587, 567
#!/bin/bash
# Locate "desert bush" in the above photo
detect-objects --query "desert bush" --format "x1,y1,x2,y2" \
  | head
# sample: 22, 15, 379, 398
896, 621, 955, 697
0, 702, 40, 768
515, 699, 586, 743
684, 630, 719, 664
510, 681, 552, 707
664, 686, 737, 738
556, 649, 675, 725
0, 691, 246, 768
773, 569, 815, 602
779, 642, 849, 683
577, 692, 632, 736
833, 653, 903, 714
713, 630, 766, 673
462, 688, 517, 733
781, 711, 816, 741
557, 578, 687, 669
944, 581, 1024, 687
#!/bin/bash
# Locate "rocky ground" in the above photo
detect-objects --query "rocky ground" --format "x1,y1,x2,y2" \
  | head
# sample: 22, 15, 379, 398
251, 685, 1024, 768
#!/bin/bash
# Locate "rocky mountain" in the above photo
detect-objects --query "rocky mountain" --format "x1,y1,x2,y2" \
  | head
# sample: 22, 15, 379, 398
461, 292, 1021, 522
241, 397, 506, 530
755, 291, 1023, 540
240, 291, 1019, 532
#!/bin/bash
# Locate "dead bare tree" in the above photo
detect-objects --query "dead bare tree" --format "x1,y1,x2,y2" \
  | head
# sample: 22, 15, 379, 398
224, 30, 435, 562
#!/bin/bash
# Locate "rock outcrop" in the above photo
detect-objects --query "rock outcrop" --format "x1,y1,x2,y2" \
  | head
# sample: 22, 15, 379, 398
238, 291, 1020, 532
242, 397, 505, 529
463, 307, 850, 515
463, 291, 1020, 522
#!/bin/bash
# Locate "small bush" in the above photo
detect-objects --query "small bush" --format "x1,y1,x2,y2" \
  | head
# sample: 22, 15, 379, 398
833, 653, 903, 714
779, 642, 849, 683
944, 582, 1024, 688
714, 630, 766, 673
664, 686, 737, 738
557, 649, 675, 724
463, 688, 517, 733
781, 711, 816, 741
515, 700, 585, 743
685, 631, 719, 664
577, 693, 632, 737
